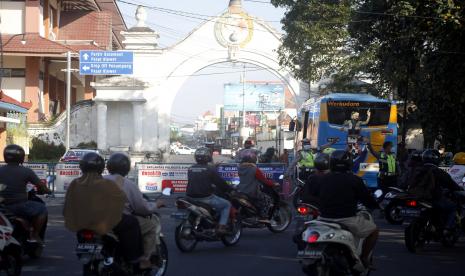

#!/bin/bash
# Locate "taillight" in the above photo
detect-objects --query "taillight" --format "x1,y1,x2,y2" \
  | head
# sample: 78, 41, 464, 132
406, 200, 417, 207
307, 231, 320, 243
297, 206, 310, 216
81, 230, 95, 241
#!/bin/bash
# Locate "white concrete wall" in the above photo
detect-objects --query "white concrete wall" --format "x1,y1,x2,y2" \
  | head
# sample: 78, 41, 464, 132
28, 101, 97, 146
2, 78, 25, 103
105, 102, 134, 149
39, 3, 44, 37
0, 1, 25, 34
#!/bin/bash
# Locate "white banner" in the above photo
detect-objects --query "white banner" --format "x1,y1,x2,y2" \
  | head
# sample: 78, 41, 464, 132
137, 163, 190, 193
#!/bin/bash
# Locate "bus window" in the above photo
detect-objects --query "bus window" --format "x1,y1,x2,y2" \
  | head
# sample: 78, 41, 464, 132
327, 101, 391, 126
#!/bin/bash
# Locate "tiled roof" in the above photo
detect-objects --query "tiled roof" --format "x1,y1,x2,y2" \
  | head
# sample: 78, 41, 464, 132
1, 33, 75, 56
0, 90, 32, 111
59, 11, 112, 49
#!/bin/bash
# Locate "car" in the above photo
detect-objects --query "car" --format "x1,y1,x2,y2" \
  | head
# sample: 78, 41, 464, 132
60, 149, 100, 162
175, 146, 195, 155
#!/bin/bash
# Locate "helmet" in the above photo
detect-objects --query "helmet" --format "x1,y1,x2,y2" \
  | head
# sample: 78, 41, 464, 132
244, 139, 253, 149
194, 147, 212, 164
329, 150, 353, 172
410, 150, 423, 162
107, 153, 131, 176
79, 152, 105, 174
314, 153, 330, 171
422, 149, 440, 165
3, 144, 25, 164
240, 149, 257, 163
453, 152, 465, 165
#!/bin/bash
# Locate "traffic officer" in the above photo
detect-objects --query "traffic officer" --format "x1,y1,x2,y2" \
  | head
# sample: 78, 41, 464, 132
368, 141, 399, 193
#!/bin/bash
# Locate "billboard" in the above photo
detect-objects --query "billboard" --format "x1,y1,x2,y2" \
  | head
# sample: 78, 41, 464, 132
224, 83, 285, 111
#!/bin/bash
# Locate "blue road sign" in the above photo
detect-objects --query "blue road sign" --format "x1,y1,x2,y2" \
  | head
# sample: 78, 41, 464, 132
79, 51, 134, 75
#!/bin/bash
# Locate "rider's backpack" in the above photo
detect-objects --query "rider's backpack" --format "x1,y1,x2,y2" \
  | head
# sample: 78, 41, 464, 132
407, 166, 436, 200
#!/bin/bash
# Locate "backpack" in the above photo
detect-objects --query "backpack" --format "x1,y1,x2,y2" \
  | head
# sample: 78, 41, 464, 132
407, 166, 436, 200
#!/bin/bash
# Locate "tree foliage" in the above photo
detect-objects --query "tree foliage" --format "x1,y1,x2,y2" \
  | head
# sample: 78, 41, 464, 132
272, 0, 465, 150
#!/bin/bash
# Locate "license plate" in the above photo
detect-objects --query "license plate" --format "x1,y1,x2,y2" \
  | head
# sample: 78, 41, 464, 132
171, 212, 188, 220
400, 208, 421, 217
297, 249, 323, 259
76, 243, 101, 254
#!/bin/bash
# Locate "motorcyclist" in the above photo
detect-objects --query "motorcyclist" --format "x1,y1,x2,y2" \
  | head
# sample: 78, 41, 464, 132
449, 152, 465, 186
237, 149, 277, 221
186, 147, 232, 234
0, 144, 49, 243
411, 149, 463, 232
304, 150, 380, 268
301, 153, 330, 205
399, 150, 423, 189
105, 153, 164, 267
63, 152, 146, 268
234, 139, 258, 163
260, 147, 278, 163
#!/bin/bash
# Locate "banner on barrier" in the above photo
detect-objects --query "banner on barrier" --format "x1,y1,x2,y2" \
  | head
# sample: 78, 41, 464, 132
137, 163, 286, 193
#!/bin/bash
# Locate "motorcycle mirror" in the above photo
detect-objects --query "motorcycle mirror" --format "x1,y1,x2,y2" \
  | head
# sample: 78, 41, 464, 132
374, 189, 383, 199
0, 184, 6, 192
279, 175, 284, 180
162, 188, 172, 196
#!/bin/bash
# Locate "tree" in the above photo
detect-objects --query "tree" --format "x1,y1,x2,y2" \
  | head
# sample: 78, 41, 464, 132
273, 0, 465, 150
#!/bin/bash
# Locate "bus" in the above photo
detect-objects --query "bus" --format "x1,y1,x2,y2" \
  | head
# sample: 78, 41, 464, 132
300, 93, 397, 188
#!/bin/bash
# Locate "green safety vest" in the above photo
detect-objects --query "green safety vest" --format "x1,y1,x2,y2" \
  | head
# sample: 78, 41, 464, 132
379, 152, 396, 175
299, 151, 315, 168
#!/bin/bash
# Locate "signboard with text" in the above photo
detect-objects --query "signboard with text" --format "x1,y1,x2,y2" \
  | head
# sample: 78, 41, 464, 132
224, 83, 285, 111
79, 50, 133, 75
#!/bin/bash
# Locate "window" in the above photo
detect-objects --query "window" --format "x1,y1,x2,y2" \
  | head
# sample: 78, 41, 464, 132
327, 101, 391, 126
0, 68, 26, 78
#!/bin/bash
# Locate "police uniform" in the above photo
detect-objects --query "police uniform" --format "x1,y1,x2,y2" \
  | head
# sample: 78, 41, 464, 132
377, 152, 398, 192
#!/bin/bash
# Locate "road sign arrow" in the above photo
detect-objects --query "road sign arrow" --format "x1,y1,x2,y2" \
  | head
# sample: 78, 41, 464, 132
82, 65, 90, 71
83, 53, 89, 61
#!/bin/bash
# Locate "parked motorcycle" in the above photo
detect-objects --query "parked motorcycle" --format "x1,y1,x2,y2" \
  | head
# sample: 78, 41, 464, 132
75, 188, 171, 276
297, 206, 374, 276
0, 185, 22, 276
403, 190, 465, 253
229, 182, 292, 233
172, 193, 242, 252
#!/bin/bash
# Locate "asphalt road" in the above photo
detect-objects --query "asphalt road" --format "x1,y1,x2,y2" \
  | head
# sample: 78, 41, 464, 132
20, 199, 465, 276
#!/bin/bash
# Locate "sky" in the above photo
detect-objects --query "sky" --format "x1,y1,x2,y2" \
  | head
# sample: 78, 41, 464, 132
117, 0, 287, 125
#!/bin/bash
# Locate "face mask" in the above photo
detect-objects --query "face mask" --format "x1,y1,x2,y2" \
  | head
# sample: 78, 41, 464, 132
303, 145, 311, 151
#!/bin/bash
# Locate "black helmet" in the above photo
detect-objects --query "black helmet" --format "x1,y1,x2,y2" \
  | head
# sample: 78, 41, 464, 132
107, 153, 131, 176
422, 149, 440, 165
314, 153, 330, 171
330, 150, 353, 172
244, 139, 253, 149
194, 147, 212, 164
3, 144, 25, 164
410, 150, 423, 162
240, 149, 257, 163
79, 152, 105, 174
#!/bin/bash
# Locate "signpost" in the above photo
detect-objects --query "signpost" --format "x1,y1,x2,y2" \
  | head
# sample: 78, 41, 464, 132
79, 50, 134, 75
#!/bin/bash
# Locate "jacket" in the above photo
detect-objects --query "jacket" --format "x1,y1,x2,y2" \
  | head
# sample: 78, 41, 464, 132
186, 164, 230, 198
63, 173, 126, 235
237, 163, 274, 198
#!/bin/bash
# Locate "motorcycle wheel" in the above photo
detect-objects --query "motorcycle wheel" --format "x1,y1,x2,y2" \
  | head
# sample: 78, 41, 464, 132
152, 237, 169, 276
221, 218, 242, 246
405, 219, 427, 253
384, 203, 404, 225
268, 202, 292, 233
174, 223, 197, 253
2, 248, 23, 276
303, 261, 330, 276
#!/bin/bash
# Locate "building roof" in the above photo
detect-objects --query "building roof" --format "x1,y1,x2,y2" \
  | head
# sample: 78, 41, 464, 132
1, 33, 75, 56
0, 91, 31, 113
59, 11, 112, 49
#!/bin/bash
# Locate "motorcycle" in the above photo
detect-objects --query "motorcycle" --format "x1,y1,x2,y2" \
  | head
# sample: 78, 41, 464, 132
293, 203, 319, 248
297, 206, 374, 276
229, 179, 292, 233
0, 185, 22, 276
403, 190, 465, 253
75, 188, 171, 276
291, 176, 307, 208
379, 187, 412, 225
171, 192, 242, 252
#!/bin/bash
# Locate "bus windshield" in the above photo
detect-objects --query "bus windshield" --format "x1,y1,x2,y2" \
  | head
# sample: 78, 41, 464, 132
327, 101, 391, 126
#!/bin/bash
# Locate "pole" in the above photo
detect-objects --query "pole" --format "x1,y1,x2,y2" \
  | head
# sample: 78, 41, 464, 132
241, 65, 246, 142
0, 25, 4, 89
66, 51, 71, 150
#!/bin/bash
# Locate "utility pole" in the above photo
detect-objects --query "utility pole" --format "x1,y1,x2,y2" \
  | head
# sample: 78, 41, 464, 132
241, 64, 246, 142
66, 51, 72, 150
